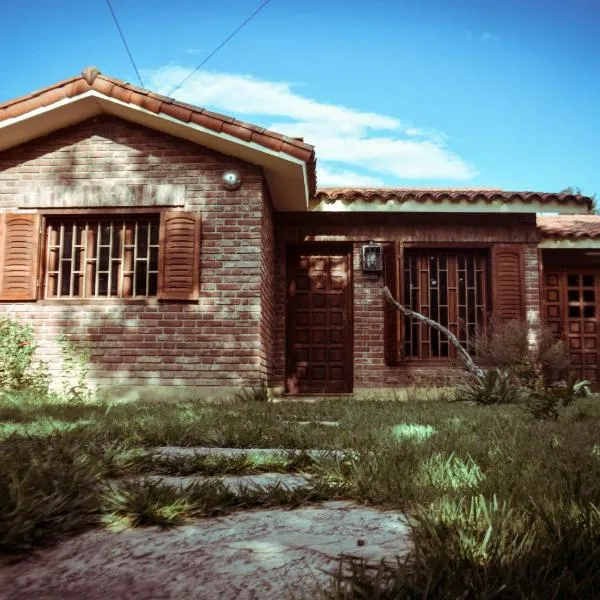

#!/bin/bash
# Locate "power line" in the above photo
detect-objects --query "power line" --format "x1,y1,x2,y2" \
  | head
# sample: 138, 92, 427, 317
105, 0, 144, 87
168, 0, 273, 96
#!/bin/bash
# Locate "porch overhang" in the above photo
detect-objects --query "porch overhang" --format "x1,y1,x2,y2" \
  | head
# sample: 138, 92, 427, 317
312, 189, 593, 214
539, 239, 600, 249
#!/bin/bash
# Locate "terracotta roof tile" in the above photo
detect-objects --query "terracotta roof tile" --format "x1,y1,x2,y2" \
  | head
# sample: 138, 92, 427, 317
70, 79, 93, 96
0, 67, 317, 196
90, 77, 115, 97
315, 188, 593, 210
109, 85, 133, 104
189, 111, 224, 133
537, 215, 600, 239
250, 131, 283, 152
160, 102, 193, 122
222, 121, 253, 142
139, 94, 162, 114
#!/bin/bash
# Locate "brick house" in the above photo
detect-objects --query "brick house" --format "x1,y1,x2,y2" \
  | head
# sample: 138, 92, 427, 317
0, 67, 598, 398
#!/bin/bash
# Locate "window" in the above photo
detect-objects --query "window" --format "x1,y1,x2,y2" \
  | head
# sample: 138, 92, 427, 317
0, 211, 201, 302
45, 218, 160, 298
403, 250, 489, 359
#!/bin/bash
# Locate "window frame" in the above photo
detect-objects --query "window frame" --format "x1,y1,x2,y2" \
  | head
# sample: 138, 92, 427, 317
37, 208, 200, 304
399, 243, 492, 362
42, 213, 161, 301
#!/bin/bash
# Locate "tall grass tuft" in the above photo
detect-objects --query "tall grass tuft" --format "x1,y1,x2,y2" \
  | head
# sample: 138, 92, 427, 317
0, 433, 104, 552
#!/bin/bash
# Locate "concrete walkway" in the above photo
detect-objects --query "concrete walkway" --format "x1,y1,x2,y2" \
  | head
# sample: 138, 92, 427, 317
1, 502, 412, 600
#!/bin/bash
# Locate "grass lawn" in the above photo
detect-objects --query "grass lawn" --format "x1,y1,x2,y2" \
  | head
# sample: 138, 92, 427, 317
1, 390, 600, 598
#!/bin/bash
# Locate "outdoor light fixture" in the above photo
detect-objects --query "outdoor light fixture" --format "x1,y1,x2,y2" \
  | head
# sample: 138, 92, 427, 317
361, 241, 383, 272
222, 170, 242, 190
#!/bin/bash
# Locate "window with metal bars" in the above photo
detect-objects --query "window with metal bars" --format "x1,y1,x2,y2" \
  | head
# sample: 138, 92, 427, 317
403, 250, 489, 359
44, 218, 160, 298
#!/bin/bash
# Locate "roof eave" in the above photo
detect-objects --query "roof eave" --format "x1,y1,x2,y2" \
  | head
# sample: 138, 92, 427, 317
539, 239, 600, 249
0, 89, 310, 211
311, 197, 590, 214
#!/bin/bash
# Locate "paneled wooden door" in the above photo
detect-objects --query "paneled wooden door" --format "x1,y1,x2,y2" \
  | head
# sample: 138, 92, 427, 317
286, 247, 353, 394
544, 270, 599, 383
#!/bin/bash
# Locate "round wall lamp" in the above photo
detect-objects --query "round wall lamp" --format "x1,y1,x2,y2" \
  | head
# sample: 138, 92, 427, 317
222, 170, 242, 190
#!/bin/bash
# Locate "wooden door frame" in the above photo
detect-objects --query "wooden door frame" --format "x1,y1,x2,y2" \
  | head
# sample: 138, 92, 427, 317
285, 242, 354, 395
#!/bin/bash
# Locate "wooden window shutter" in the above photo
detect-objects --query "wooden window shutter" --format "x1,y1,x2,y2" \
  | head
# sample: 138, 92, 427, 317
491, 246, 524, 322
383, 242, 401, 365
0, 213, 41, 301
158, 211, 201, 301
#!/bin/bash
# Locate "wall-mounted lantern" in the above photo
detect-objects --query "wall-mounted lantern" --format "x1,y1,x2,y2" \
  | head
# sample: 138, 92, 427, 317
361, 241, 383, 272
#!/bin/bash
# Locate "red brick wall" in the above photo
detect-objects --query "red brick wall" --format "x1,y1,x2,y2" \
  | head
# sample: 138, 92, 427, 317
0, 115, 268, 390
259, 184, 275, 384
274, 212, 541, 391
524, 244, 541, 330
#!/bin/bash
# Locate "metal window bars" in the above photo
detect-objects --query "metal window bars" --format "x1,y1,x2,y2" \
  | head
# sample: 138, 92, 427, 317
403, 250, 489, 359
45, 219, 160, 298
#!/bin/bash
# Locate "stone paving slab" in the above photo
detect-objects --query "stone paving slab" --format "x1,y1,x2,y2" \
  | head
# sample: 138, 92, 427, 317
283, 421, 341, 427
151, 446, 360, 460
135, 472, 312, 491
0, 502, 412, 600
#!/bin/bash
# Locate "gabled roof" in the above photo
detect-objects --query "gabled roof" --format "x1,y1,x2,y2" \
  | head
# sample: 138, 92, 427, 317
537, 215, 600, 240
0, 66, 316, 210
314, 188, 593, 214
1, 67, 594, 216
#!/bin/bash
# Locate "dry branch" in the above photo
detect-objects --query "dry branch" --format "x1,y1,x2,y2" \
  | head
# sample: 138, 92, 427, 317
381, 286, 484, 378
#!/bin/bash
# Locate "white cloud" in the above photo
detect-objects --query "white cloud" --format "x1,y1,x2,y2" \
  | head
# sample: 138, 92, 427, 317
467, 31, 501, 44
480, 32, 501, 43
143, 66, 477, 185
317, 166, 386, 187
145, 66, 400, 131
185, 48, 204, 55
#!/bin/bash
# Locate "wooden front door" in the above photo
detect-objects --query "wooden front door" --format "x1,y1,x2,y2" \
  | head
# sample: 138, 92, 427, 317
286, 248, 352, 394
544, 270, 599, 383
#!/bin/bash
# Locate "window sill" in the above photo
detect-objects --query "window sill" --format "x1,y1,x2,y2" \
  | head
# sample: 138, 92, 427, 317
400, 359, 462, 366
39, 298, 160, 306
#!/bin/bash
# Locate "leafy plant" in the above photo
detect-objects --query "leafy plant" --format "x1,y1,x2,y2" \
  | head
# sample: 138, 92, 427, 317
455, 369, 524, 405
57, 335, 92, 403
525, 379, 593, 421
0, 318, 49, 393
525, 391, 561, 421
232, 380, 270, 403
103, 479, 191, 527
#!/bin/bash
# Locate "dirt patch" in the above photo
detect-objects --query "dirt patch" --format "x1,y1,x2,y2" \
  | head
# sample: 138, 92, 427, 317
1, 502, 411, 600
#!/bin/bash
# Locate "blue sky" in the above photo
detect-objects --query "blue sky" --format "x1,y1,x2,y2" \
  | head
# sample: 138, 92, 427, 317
1, 0, 599, 195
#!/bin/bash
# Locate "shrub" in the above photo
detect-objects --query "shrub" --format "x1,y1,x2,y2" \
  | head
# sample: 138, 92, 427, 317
0, 318, 49, 393
473, 319, 569, 387
525, 380, 593, 421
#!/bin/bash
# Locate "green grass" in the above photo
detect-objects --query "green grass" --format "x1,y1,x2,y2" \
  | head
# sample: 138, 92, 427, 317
1, 389, 600, 597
